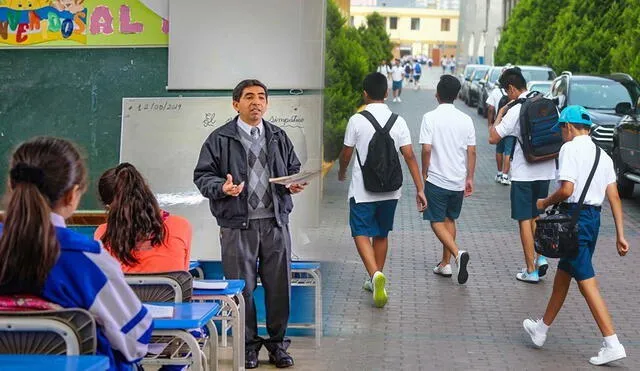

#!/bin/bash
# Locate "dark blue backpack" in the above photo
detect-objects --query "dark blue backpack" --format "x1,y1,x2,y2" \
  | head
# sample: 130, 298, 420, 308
515, 91, 562, 162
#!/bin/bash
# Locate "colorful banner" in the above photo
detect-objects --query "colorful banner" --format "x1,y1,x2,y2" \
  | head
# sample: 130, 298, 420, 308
0, 0, 168, 47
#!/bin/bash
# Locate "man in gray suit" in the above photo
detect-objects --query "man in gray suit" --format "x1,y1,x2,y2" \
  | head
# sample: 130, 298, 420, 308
194, 79, 305, 369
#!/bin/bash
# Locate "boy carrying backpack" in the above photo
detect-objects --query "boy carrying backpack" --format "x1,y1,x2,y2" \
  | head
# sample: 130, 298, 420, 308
339, 72, 427, 308
488, 67, 557, 283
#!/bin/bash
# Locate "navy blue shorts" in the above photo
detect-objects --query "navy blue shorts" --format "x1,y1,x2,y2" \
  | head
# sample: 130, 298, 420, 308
510, 180, 550, 220
392, 80, 402, 90
496, 136, 516, 155
423, 182, 464, 222
349, 198, 398, 238
558, 206, 601, 281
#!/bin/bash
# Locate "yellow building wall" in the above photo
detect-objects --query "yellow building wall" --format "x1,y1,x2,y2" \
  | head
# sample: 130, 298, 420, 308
335, 0, 351, 17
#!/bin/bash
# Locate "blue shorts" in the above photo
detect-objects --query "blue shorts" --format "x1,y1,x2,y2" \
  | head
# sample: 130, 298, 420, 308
423, 182, 464, 222
392, 80, 402, 90
558, 205, 601, 281
496, 136, 516, 155
510, 180, 550, 220
349, 198, 398, 238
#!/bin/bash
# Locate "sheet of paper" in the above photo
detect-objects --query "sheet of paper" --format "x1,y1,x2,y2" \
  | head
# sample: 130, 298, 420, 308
269, 169, 321, 186
193, 280, 229, 290
147, 343, 170, 355
144, 304, 174, 319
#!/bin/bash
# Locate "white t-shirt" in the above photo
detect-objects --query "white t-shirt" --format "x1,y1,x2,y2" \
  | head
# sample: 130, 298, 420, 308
558, 135, 616, 206
486, 87, 504, 108
344, 103, 412, 203
495, 91, 556, 182
391, 65, 404, 82
419, 104, 476, 191
376, 65, 390, 76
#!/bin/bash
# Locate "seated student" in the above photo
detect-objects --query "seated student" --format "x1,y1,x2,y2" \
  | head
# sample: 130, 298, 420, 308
523, 106, 629, 366
95, 163, 192, 273
0, 137, 152, 371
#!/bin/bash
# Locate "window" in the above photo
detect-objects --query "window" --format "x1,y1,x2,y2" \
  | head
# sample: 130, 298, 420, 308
390, 17, 398, 30
411, 18, 420, 31
441, 18, 450, 32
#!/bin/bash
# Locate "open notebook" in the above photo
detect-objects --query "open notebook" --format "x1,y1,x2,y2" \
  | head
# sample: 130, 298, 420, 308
193, 280, 229, 290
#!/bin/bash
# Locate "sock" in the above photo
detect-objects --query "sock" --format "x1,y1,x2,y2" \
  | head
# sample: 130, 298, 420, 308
604, 334, 621, 348
538, 320, 550, 335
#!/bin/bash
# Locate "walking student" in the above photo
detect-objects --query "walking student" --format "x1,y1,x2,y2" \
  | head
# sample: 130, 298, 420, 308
390, 59, 404, 102
338, 72, 427, 308
486, 77, 516, 185
412, 60, 422, 90
420, 75, 476, 284
523, 105, 629, 366
489, 67, 553, 283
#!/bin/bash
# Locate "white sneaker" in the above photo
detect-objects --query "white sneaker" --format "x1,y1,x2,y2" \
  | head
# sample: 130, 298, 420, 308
392, 97, 398, 102
523, 319, 547, 347
516, 268, 540, 283
453, 251, 469, 284
396, 97, 402, 102
500, 174, 511, 185
495, 173, 503, 183
589, 343, 626, 365
362, 278, 372, 292
433, 264, 452, 277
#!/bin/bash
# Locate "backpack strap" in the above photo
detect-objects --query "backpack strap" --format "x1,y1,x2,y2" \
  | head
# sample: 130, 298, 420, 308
570, 146, 601, 226
355, 111, 399, 167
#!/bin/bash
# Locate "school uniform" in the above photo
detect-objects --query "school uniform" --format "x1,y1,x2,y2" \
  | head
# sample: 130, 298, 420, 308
0, 214, 153, 371
487, 87, 516, 156
556, 135, 616, 281
495, 91, 556, 220
344, 103, 411, 237
419, 103, 476, 222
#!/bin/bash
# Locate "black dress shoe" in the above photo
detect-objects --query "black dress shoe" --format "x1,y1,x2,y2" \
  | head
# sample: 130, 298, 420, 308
245, 349, 259, 369
268, 349, 294, 368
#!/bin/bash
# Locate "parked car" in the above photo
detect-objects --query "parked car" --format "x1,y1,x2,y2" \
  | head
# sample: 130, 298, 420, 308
527, 80, 552, 96
478, 66, 504, 117
458, 64, 482, 99
613, 106, 640, 198
464, 66, 490, 107
548, 72, 639, 153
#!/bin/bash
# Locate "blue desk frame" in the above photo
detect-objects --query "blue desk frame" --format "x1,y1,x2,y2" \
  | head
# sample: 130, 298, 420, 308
0, 355, 109, 371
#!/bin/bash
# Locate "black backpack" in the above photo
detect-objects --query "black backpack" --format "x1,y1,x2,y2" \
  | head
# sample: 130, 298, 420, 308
514, 91, 562, 162
355, 111, 403, 193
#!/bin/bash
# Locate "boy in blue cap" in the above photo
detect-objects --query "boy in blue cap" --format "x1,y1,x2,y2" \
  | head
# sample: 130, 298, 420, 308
523, 105, 630, 366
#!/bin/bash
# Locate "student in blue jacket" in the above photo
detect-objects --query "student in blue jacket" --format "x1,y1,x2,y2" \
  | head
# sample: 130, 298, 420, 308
0, 137, 153, 371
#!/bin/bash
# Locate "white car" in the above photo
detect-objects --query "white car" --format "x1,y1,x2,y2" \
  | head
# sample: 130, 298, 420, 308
527, 80, 553, 96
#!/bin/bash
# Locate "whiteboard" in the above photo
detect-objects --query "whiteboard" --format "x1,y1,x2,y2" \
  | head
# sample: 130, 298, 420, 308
120, 95, 322, 259
167, 0, 326, 90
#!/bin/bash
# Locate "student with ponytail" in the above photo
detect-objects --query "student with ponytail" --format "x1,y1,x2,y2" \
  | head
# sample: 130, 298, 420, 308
95, 163, 192, 273
0, 137, 152, 371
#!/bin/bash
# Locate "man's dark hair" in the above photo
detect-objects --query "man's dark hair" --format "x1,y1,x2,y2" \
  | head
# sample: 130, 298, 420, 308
498, 67, 526, 91
363, 72, 388, 101
437, 75, 461, 103
232, 79, 268, 102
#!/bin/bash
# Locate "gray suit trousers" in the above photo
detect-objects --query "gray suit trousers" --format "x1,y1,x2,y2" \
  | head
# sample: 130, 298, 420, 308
220, 218, 292, 352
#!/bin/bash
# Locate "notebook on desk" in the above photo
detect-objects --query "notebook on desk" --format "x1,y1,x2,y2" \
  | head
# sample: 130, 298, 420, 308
144, 304, 174, 319
193, 280, 229, 290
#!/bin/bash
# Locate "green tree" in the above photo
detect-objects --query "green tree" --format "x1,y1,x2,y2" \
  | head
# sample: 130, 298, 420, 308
324, 0, 369, 161
610, 2, 640, 82
357, 12, 393, 72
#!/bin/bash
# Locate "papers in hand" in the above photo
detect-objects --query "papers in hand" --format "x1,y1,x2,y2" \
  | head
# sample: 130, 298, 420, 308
193, 280, 229, 290
144, 304, 174, 319
269, 169, 321, 186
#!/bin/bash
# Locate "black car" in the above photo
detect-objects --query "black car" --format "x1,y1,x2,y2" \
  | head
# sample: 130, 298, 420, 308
548, 72, 640, 153
613, 109, 640, 198
458, 64, 482, 101
464, 66, 489, 107
478, 66, 503, 117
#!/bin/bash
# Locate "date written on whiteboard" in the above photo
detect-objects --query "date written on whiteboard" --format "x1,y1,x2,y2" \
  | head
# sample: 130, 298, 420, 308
128, 102, 183, 112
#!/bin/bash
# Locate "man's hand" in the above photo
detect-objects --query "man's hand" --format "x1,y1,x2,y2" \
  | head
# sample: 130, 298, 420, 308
464, 178, 474, 197
222, 174, 244, 197
288, 182, 308, 194
617, 236, 629, 256
338, 168, 347, 182
536, 198, 547, 211
416, 191, 427, 212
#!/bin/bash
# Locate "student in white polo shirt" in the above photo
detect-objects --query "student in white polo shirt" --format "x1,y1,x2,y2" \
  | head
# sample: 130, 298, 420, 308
390, 59, 405, 102
338, 72, 427, 308
488, 67, 553, 283
523, 105, 629, 366
420, 75, 476, 284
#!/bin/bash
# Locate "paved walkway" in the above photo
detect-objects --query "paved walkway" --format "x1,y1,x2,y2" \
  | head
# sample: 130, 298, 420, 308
218, 68, 640, 370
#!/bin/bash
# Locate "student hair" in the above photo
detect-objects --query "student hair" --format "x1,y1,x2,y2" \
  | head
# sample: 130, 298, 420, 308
232, 79, 269, 102
0, 137, 87, 295
98, 163, 166, 267
498, 67, 526, 91
437, 75, 461, 103
363, 72, 388, 101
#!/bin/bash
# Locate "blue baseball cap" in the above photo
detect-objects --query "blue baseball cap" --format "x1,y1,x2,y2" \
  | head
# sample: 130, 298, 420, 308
557, 105, 593, 127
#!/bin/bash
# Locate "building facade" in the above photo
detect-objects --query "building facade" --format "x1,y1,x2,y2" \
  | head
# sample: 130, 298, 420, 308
457, 0, 520, 67
350, 1, 460, 62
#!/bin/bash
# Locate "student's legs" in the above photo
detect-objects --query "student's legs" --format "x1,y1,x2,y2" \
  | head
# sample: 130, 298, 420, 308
355, 236, 378, 277
430, 222, 459, 258
495, 153, 503, 172
542, 269, 572, 325
518, 219, 536, 273
502, 154, 511, 175
373, 237, 389, 272
578, 278, 616, 337
440, 218, 455, 265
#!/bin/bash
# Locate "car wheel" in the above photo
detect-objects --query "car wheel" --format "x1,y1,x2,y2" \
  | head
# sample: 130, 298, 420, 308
482, 103, 488, 118
477, 104, 483, 115
614, 148, 635, 198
